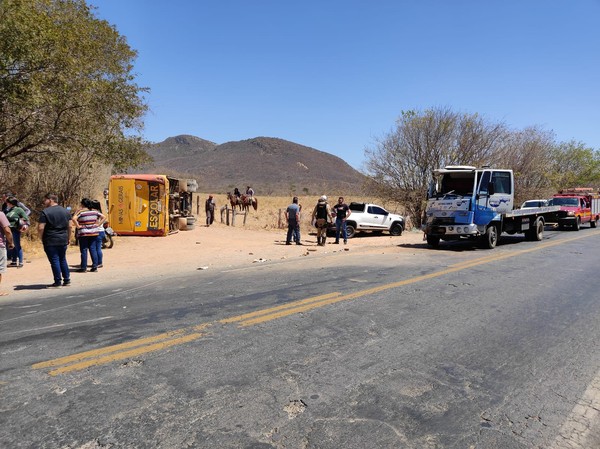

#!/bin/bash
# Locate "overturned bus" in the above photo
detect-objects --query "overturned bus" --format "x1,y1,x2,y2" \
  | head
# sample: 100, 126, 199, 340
107, 174, 198, 236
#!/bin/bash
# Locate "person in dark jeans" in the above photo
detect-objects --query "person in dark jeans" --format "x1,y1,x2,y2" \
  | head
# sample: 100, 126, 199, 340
285, 196, 301, 245
38, 193, 72, 287
332, 196, 351, 244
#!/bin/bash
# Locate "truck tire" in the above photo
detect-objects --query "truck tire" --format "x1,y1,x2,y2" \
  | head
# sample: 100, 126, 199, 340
345, 223, 356, 239
574, 217, 580, 231
481, 225, 498, 249
591, 220, 596, 228
527, 218, 544, 241
426, 235, 440, 248
390, 223, 403, 236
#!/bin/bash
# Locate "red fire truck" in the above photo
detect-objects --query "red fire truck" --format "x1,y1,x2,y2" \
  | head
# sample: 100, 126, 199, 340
548, 188, 600, 230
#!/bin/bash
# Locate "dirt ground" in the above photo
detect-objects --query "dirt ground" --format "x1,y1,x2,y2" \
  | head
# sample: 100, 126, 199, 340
1, 221, 425, 298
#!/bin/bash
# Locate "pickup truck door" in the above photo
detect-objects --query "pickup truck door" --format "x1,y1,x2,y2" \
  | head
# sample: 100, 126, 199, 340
363, 205, 389, 229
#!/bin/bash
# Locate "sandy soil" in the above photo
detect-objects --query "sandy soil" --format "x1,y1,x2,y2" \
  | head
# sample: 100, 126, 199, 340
1, 222, 425, 299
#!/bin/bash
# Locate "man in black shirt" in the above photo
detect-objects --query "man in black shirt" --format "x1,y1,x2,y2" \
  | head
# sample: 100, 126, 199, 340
332, 196, 351, 244
38, 193, 72, 287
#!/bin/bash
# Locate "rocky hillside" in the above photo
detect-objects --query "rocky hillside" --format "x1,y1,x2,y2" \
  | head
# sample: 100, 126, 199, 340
141, 135, 367, 195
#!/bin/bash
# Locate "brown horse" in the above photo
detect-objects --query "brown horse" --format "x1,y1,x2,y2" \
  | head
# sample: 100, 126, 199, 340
240, 195, 258, 212
227, 192, 242, 210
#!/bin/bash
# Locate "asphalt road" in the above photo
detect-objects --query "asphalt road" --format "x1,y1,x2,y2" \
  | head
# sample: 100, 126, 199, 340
1, 228, 599, 448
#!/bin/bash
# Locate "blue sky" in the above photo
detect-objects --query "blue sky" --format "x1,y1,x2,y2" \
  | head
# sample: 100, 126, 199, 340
91, 0, 600, 170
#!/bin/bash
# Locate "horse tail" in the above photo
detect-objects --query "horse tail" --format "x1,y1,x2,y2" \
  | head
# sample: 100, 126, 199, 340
253, 197, 258, 211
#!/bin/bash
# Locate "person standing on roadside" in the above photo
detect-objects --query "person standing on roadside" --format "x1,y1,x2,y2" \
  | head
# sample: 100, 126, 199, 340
4, 197, 29, 267
311, 195, 333, 246
38, 193, 72, 287
285, 196, 301, 245
89, 200, 105, 268
332, 196, 351, 244
205, 195, 216, 226
0, 211, 15, 296
73, 198, 104, 273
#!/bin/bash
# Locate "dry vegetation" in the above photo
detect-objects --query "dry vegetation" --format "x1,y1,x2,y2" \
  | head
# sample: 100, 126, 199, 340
196, 193, 407, 231
17, 193, 408, 264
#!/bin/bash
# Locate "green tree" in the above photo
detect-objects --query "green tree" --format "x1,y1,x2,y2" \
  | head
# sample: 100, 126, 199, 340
0, 0, 149, 170
549, 141, 600, 190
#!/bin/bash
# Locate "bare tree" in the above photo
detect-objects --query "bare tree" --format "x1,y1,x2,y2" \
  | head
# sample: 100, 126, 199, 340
364, 107, 507, 228
494, 127, 556, 205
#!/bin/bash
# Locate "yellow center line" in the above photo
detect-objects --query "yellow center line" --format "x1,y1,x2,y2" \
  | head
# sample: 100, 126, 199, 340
48, 333, 204, 376
219, 292, 341, 324
32, 232, 596, 375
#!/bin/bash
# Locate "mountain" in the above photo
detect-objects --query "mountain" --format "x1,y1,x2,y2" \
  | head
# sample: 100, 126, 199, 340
141, 135, 367, 195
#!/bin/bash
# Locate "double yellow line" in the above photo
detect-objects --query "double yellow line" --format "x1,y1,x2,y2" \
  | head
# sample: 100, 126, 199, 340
32, 326, 209, 376
32, 232, 594, 376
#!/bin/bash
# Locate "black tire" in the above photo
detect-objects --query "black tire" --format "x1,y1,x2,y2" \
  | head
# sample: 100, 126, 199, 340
390, 223, 403, 236
102, 234, 113, 249
574, 217, 580, 231
426, 235, 440, 248
527, 218, 544, 241
345, 224, 356, 239
481, 225, 498, 249
591, 220, 597, 228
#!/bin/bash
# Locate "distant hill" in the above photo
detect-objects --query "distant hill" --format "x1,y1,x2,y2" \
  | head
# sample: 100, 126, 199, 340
141, 135, 367, 195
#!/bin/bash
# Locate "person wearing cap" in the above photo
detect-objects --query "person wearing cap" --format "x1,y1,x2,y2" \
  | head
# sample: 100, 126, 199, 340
311, 195, 333, 246
285, 196, 301, 245
205, 194, 216, 226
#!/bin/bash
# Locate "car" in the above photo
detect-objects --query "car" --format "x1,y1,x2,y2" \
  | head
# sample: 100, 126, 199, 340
520, 199, 549, 209
327, 202, 405, 238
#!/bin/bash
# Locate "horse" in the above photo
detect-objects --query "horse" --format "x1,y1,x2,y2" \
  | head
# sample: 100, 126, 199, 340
240, 195, 258, 212
227, 192, 242, 210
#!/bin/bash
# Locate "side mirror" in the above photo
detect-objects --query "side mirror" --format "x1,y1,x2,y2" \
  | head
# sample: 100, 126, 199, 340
487, 182, 495, 196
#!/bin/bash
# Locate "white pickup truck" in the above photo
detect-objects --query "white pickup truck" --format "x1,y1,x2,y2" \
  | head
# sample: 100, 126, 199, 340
328, 202, 405, 238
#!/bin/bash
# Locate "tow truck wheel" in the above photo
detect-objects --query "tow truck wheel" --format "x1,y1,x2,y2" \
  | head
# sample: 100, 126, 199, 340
591, 220, 596, 228
426, 235, 440, 248
481, 225, 498, 249
529, 218, 544, 241
574, 217, 580, 231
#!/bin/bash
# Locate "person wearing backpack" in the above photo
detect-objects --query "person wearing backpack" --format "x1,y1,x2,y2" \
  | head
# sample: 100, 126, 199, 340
4, 197, 29, 268
311, 195, 333, 246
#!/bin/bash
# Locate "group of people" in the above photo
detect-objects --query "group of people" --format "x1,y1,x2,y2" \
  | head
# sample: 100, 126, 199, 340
233, 186, 254, 199
285, 195, 351, 246
37, 195, 107, 288
0, 192, 110, 294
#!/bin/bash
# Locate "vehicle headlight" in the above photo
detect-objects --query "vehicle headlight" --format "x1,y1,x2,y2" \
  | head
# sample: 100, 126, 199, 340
456, 227, 462, 233
464, 227, 470, 233
567, 211, 575, 216
448, 226, 454, 231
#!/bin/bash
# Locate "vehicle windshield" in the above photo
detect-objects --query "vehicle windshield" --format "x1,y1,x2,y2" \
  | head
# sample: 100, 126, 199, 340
432, 173, 474, 198
549, 197, 579, 206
